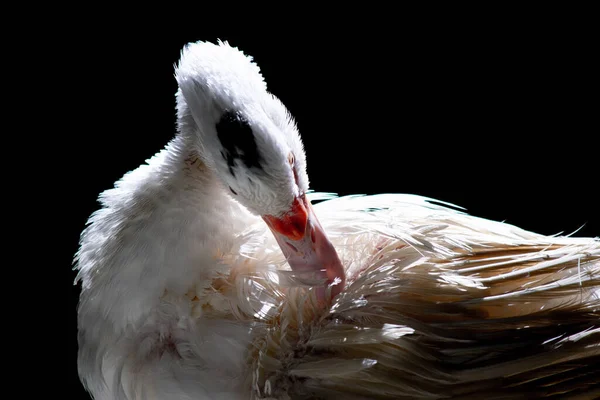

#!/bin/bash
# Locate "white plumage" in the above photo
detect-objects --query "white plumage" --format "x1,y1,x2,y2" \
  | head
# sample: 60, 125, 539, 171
76, 40, 600, 399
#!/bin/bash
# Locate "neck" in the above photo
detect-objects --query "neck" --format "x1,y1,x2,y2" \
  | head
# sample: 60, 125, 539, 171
76, 128, 253, 331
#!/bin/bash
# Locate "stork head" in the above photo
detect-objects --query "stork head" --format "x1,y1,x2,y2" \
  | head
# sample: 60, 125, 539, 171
175, 40, 344, 301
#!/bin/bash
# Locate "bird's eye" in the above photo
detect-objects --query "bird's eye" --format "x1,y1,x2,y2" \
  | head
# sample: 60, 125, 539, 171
289, 152, 300, 185
229, 186, 238, 195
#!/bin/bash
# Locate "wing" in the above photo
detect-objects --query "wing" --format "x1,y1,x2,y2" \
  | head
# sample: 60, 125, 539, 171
238, 194, 599, 399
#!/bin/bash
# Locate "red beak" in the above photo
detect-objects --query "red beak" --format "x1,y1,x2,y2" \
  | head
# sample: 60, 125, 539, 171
263, 194, 345, 303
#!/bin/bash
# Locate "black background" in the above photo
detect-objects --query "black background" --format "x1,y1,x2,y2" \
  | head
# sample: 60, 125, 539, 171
55, 12, 597, 399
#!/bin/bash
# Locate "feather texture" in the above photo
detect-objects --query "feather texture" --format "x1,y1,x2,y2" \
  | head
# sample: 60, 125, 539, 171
214, 193, 600, 399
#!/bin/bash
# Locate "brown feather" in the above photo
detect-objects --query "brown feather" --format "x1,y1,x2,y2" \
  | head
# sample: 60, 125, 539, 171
221, 195, 600, 399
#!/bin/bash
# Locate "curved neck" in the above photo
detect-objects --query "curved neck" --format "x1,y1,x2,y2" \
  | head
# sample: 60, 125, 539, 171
77, 127, 251, 330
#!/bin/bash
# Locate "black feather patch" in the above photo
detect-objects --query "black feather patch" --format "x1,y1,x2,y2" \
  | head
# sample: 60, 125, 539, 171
216, 110, 262, 176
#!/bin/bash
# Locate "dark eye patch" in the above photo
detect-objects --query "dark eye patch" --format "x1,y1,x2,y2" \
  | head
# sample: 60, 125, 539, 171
216, 110, 262, 176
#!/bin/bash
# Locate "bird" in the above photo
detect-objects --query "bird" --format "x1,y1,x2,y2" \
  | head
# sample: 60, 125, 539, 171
75, 40, 600, 400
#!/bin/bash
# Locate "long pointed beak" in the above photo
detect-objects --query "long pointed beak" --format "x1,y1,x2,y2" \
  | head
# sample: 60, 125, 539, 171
263, 195, 345, 303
